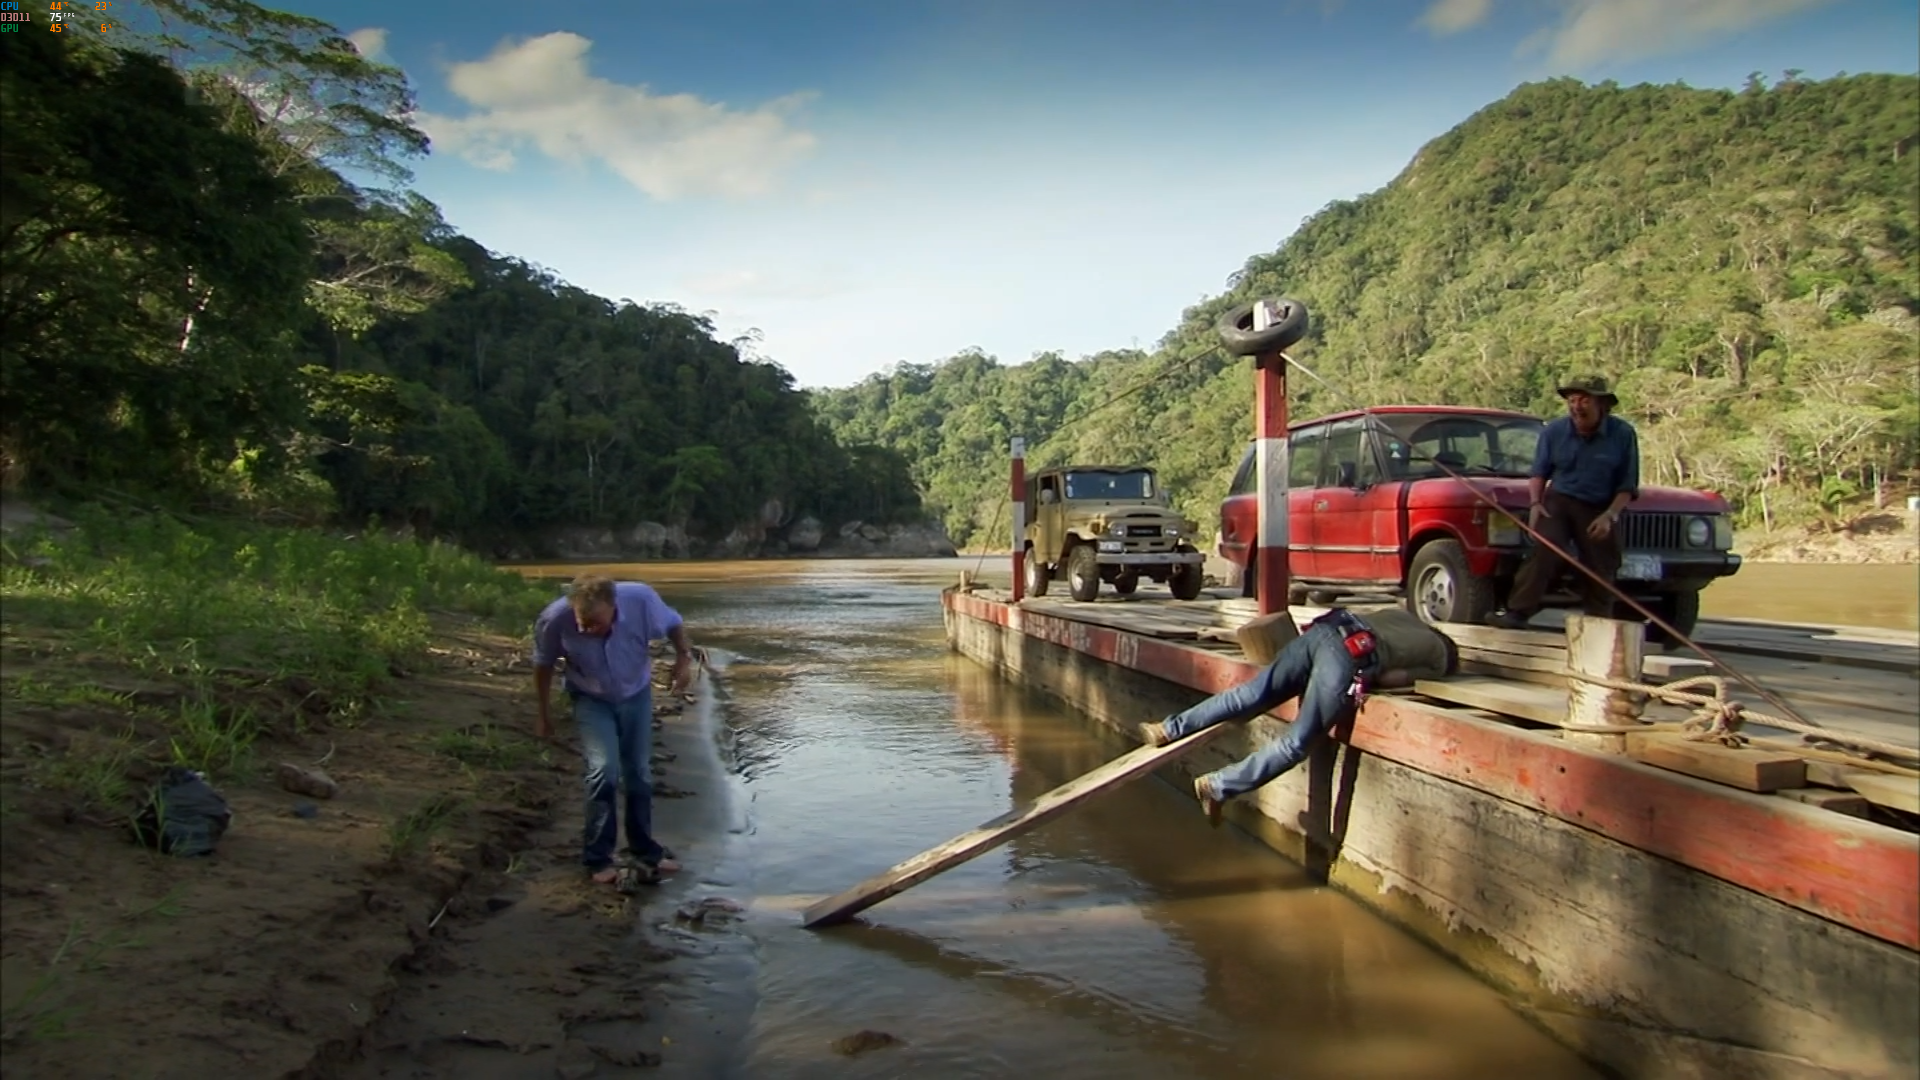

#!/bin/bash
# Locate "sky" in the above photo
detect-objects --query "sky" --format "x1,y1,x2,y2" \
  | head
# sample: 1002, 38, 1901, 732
280, 0, 1918, 390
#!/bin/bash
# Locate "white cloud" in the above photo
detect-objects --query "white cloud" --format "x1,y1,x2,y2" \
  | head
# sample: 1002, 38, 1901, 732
1418, 0, 1493, 35
345, 27, 389, 61
1526, 0, 1838, 67
417, 32, 817, 200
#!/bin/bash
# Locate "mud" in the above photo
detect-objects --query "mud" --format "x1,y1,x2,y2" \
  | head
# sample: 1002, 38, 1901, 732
0, 620, 737, 1079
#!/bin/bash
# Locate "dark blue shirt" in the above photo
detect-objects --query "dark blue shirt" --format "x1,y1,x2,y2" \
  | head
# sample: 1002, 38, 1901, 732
1531, 414, 1640, 507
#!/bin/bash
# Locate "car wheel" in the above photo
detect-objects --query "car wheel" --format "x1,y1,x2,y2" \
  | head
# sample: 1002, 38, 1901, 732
1307, 589, 1341, 606
1024, 547, 1049, 598
1113, 571, 1139, 596
1067, 545, 1101, 602
1405, 540, 1494, 625
1644, 590, 1702, 646
1240, 560, 1257, 598
1168, 545, 1204, 600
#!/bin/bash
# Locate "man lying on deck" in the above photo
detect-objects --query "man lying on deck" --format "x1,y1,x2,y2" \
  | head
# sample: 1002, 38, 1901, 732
1139, 607, 1457, 822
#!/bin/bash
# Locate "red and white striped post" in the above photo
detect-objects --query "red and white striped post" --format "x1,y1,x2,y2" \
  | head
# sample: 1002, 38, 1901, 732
1252, 312, 1291, 618
1010, 436, 1027, 601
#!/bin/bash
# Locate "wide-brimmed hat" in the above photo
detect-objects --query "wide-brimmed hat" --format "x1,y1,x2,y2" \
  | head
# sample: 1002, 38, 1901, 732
1557, 375, 1619, 408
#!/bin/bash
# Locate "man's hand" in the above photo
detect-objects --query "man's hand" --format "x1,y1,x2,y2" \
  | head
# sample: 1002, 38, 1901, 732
1528, 501, 1551, 531
669, 653, 695, 697
1586, 513, 1614, 541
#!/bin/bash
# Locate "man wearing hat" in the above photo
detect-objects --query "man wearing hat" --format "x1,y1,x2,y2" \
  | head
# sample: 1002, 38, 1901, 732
1488, 375, 1640, 629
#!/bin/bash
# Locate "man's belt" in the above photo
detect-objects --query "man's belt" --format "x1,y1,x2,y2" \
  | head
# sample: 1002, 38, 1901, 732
1312, 608, 1381, 704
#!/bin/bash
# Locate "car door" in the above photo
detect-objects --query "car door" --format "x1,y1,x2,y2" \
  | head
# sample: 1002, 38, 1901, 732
1218, 443, 1257, 570
1284, 424, 1326, 579
1308, 418, 1384, 582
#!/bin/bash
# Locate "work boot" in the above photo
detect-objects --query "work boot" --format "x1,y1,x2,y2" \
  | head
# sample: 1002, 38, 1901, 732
1194, 775, 1224, 828
1138, 721, 1172, 748
1486, 609, 1535, 630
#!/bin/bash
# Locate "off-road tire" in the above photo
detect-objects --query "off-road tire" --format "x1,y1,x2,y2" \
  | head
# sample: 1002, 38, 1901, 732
1024, 547, 1049, 598
1067, 545, 1101, 602
1169, 545, 1204, 600
1644, 589, 1702, 646
1405, 539, 1495, 626
1113, 571, 1139, 596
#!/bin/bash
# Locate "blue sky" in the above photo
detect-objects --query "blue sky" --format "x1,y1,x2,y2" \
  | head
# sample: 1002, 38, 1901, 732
286, 0, 1917, 389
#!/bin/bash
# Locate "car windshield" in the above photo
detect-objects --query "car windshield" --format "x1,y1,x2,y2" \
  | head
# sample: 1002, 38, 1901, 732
1367, 412, 1542, 479
1064, 470, 1155, 500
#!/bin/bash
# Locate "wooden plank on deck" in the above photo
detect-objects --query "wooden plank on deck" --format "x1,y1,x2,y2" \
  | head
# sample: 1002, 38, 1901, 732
801, 724, 1231, 929
1846, 772, 1920, 815
1413, 676, 1568, 726
1625, 732, 1806, 793
1774, 787, 1872, 818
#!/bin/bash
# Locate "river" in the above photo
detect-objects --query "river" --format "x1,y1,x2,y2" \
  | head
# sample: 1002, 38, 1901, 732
512, 557, 1635, 1079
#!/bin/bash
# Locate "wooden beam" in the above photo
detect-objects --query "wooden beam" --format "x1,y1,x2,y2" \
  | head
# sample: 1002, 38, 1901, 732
801, 724, 1231, 929
1846, 772, 1920, 815
1774, 787, 1872, 818
1414, 676, 1568, 726
1625, 732, 1807, 793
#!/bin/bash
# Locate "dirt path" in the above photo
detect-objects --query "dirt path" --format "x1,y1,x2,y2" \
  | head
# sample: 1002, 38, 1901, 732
0, 620, 745, 1079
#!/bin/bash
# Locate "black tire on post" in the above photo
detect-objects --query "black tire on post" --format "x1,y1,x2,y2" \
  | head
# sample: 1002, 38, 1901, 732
1405, 539, 1495, 626
1113, 570, 1139, 596
1214, 297, 1310, 357
1645, 590, 1702, 646
1067, 544, 1101, 602
1169, 545, 1204, 600
1024, 547, 1049, 598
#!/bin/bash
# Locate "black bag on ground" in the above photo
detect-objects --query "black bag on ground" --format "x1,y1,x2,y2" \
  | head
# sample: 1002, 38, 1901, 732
132, 766, 233, 856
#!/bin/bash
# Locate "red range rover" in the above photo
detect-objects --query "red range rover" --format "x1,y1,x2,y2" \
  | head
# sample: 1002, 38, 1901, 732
1217, 406, 1742, 638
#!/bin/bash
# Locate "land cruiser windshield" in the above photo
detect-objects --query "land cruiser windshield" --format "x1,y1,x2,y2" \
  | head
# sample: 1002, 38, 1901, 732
1369, 412, 1543, 479
1064, 470, 1155, 500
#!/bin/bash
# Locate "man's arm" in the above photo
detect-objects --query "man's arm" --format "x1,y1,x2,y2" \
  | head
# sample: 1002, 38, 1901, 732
531, 602, 564, 739
1527, 423, 1555, 521
533, 665, 555, 739
666, 624, 695, 694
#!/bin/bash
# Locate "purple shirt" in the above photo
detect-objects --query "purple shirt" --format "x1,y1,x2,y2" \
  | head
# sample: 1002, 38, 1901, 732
531, 581, 684, 703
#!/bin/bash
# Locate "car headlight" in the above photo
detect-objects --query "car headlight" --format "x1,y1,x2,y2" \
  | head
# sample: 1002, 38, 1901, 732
1108, 522, 1126, 537
1163, 525, 1181, 537
1686, 516, 1711, 548
1486, 512, 1523, 546
1711, 515, 1733, 550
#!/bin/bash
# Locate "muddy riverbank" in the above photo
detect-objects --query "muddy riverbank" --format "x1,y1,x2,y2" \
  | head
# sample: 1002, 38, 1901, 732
0, 616, 740, 1079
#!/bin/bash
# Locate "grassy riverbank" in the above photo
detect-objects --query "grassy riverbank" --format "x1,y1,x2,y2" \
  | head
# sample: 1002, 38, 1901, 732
0, 504, 717, 1076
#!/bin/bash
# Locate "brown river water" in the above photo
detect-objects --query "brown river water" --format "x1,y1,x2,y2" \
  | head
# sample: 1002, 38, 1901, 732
507, 557, 1907, 1078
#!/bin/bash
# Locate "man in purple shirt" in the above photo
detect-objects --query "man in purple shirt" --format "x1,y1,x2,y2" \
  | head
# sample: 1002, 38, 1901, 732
533, 573, 696, 885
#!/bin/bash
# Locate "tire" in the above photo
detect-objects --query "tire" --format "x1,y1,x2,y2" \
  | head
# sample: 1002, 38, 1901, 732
1169, 545, 1204, 600
1024, 548, 1049, 598
1405, 539, 1495, 626
1307, 589, 1341, 606
1215, 297, 1310, 357
1645, 590, 1702, 646
1112, 571, 1139, 596
1067, 545, 1101, 602
1239, 560, 1257, 598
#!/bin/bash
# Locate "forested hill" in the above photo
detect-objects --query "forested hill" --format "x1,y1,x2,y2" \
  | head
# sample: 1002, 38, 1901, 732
815, 73, 1920, 550
0, 5, 924, 556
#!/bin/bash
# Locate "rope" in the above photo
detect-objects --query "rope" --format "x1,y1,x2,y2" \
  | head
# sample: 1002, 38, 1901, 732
1560, 668, 1920, 763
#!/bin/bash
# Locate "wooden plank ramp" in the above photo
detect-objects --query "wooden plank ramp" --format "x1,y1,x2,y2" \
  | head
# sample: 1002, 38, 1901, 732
802, 724, 1230, 929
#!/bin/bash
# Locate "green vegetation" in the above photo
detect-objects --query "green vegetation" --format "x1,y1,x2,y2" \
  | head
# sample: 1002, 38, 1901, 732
1, 1, 922, 549
817, 73, 1920, 548
0, 507, 557, 808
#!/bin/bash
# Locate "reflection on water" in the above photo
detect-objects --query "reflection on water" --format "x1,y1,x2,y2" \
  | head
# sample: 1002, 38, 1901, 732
513, 558, 1602, 1079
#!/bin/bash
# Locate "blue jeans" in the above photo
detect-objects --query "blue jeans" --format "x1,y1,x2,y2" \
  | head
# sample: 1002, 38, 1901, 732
571, 685, 666, 870
1156, 623, 1359, 800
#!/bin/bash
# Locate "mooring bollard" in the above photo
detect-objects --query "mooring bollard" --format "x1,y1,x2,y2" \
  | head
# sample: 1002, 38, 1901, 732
1563, 614, 1648, 752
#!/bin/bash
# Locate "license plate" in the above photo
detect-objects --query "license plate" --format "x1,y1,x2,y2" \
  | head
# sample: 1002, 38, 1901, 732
1619, 553, 1662, 581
